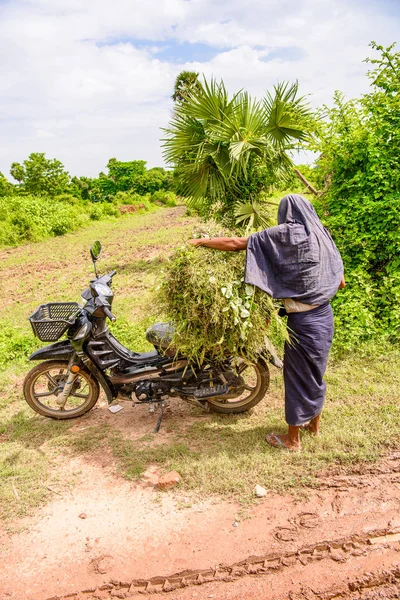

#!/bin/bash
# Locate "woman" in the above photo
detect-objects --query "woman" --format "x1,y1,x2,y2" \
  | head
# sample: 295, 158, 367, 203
189, 194, 345, 452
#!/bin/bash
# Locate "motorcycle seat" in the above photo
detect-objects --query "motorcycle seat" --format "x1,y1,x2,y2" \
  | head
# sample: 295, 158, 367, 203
131, 350, 160, 362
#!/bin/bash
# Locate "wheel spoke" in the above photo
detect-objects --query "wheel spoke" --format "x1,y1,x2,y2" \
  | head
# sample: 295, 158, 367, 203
204, 361, 264, 409
34, 390, 57, 398
70, 392, 90, 399
44, 372, 58, 386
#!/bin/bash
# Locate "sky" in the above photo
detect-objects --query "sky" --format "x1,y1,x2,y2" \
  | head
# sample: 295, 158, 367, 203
0, 0, 399, 179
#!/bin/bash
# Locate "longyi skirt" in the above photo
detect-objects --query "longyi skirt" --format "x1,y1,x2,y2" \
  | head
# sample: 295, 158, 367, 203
284, 302, 334, 426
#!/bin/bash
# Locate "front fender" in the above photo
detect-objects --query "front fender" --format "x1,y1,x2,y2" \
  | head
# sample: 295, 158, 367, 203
75, 351, 117, 405
29, 340, 74, 361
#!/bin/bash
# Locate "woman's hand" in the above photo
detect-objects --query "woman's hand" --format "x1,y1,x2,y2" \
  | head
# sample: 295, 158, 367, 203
338, 274, 346, 290
188, 239, 203, 247
187, 237, 248, 251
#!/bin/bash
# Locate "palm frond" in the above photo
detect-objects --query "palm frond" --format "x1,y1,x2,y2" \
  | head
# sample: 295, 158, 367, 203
263, 81, 313, 145
234, 199, 272, 231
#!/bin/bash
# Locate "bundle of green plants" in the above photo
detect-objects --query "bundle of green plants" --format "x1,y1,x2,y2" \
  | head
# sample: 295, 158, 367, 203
157, 229, 286, 363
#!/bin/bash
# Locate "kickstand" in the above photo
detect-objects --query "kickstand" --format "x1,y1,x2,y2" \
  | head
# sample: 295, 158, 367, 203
154, 405, 164, 433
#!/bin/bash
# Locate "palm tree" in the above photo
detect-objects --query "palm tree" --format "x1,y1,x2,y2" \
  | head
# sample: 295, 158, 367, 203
172, 71, 202, 103
162, 78, 313, 229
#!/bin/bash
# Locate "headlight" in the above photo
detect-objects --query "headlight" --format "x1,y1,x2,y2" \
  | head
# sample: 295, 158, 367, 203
94, 283, 112, 296
80, 295, 88, 307
73, 323, 89, 340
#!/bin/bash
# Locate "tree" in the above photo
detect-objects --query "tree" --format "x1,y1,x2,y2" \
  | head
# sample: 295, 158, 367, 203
163, 78, 312, 227
91, 172, 117, 202
70, 176, 93, 200
130, 168, 173, 195
312, 42, 400, 347
106, 158, 147, 192
9, 163, 24, 183
88, 160, 173, 201
0, 172, 14, 197
10, 152, 70, 196
172, 71, 202, 103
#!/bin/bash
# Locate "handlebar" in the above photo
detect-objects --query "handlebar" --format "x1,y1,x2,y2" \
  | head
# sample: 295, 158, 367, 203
103, 306, 116, 322
109, 270, 117, 278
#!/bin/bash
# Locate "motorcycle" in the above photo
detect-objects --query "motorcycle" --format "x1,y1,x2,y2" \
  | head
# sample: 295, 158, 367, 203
23, 242, 281, 427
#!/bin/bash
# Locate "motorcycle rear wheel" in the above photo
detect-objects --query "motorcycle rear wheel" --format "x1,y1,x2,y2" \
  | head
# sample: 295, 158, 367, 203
23, 360, 100, 419
206, 358, 270, 414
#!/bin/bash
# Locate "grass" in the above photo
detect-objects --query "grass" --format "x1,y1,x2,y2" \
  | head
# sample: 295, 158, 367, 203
107, 346, 400, 496
0, 205, 399, 525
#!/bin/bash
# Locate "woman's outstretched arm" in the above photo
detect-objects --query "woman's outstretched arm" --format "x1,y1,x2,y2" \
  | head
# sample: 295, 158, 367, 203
188, 237, 248, 251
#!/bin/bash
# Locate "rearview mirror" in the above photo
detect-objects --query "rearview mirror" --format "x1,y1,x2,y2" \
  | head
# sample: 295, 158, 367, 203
90, 241, 102, 261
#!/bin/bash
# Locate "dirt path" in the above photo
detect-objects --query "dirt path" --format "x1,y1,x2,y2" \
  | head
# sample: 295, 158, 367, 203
1, 454, 399, 600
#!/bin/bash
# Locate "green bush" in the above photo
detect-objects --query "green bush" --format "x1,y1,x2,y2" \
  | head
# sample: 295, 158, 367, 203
113, 191, 151, 206
53, 193, 81, 205
139, 198, 153, 212
0, 324, 37, 368
0, 194, 120, 247
150, 190, 178, 207
330, 269, 379, 353
88, 202, 119, 221
0, 196, 50, 244
313, 43, 400, 347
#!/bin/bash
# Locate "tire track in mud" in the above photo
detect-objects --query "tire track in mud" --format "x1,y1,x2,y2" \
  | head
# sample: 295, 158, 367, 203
316, 455, 400, 492
45, 527, 400, 599
290, 566, 400, 599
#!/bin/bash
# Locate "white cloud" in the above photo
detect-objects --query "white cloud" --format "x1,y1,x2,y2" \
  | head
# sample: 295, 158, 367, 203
0, 0, 399, 177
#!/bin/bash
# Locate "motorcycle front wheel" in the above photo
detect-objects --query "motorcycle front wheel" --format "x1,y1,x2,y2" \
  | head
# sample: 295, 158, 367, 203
23, 360, 100, 419
206, 358, 270, 414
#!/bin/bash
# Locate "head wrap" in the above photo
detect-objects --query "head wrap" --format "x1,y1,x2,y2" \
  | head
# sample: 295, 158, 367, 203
245, 194, 343, 304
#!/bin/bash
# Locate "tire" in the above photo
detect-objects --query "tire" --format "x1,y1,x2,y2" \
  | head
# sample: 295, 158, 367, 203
206, 358, 270, 414
23, 360, 100, 420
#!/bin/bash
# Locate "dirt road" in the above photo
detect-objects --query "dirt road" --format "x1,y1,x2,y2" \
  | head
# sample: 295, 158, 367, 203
1, 453, 399, 600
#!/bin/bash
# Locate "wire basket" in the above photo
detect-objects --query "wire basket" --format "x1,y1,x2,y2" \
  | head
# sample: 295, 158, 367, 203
29, 302, 81, 342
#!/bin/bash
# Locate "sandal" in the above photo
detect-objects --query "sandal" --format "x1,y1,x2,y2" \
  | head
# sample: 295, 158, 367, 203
300, 423, 320, 436
265, 433, 300, 452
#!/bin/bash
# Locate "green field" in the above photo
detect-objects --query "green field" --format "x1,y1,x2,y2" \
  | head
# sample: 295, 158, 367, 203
0, 206, 399, 525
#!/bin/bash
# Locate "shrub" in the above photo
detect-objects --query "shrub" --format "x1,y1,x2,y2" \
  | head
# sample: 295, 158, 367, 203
0, 194, 120, 247
113, 191, 149, 206
0, 196, 51, 244
330, 269, 380, 353
0, 324, 37, 367
89, 202, 119, 221
49, 205, 87, 235
150, 190, 178, 207
53, 193, 81, 205
313, 43, 400, 347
